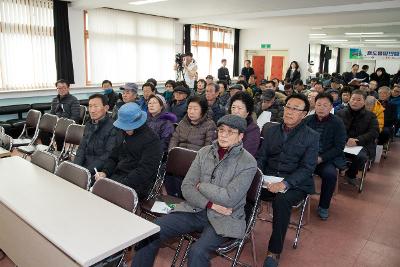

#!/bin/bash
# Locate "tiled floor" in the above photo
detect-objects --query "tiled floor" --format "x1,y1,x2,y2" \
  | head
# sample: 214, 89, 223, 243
1, 141, 400, 267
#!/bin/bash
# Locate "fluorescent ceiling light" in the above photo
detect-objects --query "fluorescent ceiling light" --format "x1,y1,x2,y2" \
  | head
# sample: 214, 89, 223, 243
345, 32, 384, 35
324, 39, 348, 42
309, 36, 326, 39
364, 39, 397, 42
376, 45, 400, 47
311, 27, 323, 30
129, 0, 167, 5
309, 33, 326, 36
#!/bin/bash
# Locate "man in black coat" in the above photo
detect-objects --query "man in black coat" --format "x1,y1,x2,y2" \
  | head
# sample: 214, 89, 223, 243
217, 59, 231, 84
304, 93, 347, 220
241, 60, 254, 82
50, 79, 80, 123
95, 102, 162, 200
257, 94, 319, 267
336, 90, 379, 184
378, 86, 397, 145
74, 94, 123, 176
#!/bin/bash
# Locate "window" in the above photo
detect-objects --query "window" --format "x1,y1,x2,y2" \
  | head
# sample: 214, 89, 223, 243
85, 8, 175, 85
0, 0, 56, 91
190, 25, 234, 79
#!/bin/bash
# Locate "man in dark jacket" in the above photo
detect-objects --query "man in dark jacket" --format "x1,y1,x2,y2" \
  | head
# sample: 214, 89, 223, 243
168, 85, 190, 122
217, 59, 231, 84
241, 60, 254, 82
102, 80, 119, 110
255, 90, 284, 123
95, 102, 162, 200
378, 86, 397, 145
304, 93, 346, 220
50, 79, 80, 122
336, 90, 379, 184
257, 94, 319, 267
74, 94, 123, 176
205, 83, 226, 123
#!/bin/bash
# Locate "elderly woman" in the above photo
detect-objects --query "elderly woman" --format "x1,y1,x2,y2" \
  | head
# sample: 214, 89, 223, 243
147, 94, 177, 152
166, 95, 216, 197
228, 91, 260, 156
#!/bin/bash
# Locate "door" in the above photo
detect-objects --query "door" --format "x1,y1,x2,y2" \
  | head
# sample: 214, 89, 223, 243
270, 56, 284, 80
252, 56, 265, 85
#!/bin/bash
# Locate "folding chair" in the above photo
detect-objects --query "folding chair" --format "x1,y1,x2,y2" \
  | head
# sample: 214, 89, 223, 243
36, 118, 74, 153
12, 109, 41, 147
146, 152, 169, 201
79, 105, 87, 125
91, 178, 139, 267
30, 150, 58, 173
17, 114, 58, 158
140, 147, 197, 218
174, 169, 263, 267
58, 124, 85, 162
0, 133, 13, 158
55, 161, 91, 190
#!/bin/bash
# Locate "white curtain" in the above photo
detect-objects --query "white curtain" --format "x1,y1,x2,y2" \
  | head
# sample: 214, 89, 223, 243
329, 47, 339, 74
87, 8, 175, 84
191, 25, 234, 79
0, 0, 56, 91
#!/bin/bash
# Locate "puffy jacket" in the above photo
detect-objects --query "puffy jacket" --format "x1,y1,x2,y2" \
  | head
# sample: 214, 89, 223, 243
372, 101, 385, 132
168, 100, 187, 122
102, 124, 162, 200
74, 115, 123, 174
169, 114, 216, 151
370, 72, 390, 88
147, 111, 177, 152
389, 96, 400, 120
285, 69, 301, 84
256, 122, 319, 194
174, 140, 257, 239
50, 93, 80, 122
379, 100, 397, 127
336, 106, 379, 157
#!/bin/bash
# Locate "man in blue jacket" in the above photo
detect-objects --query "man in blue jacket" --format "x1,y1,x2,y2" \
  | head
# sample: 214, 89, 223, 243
257, 94, 319, 267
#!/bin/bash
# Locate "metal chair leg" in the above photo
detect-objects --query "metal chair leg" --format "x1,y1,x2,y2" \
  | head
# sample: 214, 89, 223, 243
171, 236, 185, 267
358, 161, 368, 193
293, 195, 309, 249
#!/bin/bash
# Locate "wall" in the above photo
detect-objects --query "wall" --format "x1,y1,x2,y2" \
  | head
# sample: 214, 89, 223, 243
239, 25, 310, 81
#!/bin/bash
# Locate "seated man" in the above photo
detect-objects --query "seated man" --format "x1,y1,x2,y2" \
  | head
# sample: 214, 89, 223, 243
378, 86, 397, 145
256, 94, 319, 267
137, 82, 157, 112
168, 85, 190, 122
205, 83, 226, 123
304, 93, 347, 220
255, 90, 284, 123
74, 94, 123, 176
94, 103, 162, 200
334, 86, 352, 112
101, 79, 119, 110
132, 114, 257, 267
336, 90, 379, 184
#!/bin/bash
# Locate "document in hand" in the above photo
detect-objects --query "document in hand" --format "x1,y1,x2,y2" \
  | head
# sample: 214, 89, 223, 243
344, 146, 363, 155
151, 201, 172, 214
257, 111, 272, 131
262, 175, 287, 193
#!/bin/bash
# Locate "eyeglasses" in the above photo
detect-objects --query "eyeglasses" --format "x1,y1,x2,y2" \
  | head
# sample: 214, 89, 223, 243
217, 127, 239, 136
283, 105, 305, 112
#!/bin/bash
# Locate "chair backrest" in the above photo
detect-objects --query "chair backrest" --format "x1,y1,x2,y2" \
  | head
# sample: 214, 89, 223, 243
55, 161, 91, 190
31, 150, 58, 173
165, 147, 197, 178
38, 113, 58, 134
261, 121, 280, 137
64, 124, 85, 145
0, 133, 13, 151
54, 118, 75, 139
79, 105, 87, 125
92, 178, 138, 213
244, 169, 263, 227
25, 109, 42, 129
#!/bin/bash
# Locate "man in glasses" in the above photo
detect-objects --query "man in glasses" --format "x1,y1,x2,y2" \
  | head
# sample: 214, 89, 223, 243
132, 114, 257, 267
257, 94, 319, 267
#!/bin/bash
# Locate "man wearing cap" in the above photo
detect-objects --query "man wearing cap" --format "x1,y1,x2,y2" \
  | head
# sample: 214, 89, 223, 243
360, 82, 378, 98
132, 114, 257, 267
168, 85, 190, 122
74, 94, 123, 177
255, 90, 284, 123
95, 102, 162, 200
256, 94, 318, 267
112, 82, 139, 120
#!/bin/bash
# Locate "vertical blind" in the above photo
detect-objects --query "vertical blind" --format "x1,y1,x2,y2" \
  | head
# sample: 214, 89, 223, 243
86, 8, 175, 84
191, 25, 234, 79
0, 0, 56, 91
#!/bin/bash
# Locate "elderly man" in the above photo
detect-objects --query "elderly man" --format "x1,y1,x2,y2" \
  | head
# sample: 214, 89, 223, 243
378, 86, 397, 145
112, 82, 139, 120
132, 114, 257, 267
74, 94, 122, 176
336, 90, 379, 184
257, 94, 319, 267
304, 93, 346, 220
205, 83, 226, 123
50, 79, 80, 122
95, 102, 162, 200
255, 90, 284, 123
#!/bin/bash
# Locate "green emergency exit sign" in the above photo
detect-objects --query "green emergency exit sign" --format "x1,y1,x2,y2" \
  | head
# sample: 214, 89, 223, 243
261, 43, 271, 49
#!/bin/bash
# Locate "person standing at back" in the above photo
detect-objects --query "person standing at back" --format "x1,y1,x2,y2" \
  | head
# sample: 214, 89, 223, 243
241, 59, 255, 82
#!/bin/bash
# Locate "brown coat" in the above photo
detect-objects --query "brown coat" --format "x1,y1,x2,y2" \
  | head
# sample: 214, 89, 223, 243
169, 114, 216, 151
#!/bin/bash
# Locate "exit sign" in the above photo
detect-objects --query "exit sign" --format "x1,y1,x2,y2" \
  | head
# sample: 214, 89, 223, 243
261, 43, 271, 49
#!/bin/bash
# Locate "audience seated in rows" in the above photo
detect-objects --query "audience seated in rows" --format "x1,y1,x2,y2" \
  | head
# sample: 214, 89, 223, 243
256, 94, 319, 267
132, 114, 257, 267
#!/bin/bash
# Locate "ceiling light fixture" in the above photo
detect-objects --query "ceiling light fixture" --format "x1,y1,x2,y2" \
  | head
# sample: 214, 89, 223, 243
129, 0, 167, 5
376, 45, 400, 47
324, 39, 348, 42
309, 33, 326, 36
345, 32, 384, 35
364, 39, 397, 42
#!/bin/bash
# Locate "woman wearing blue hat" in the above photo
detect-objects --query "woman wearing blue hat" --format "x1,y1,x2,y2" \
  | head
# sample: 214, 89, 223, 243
94, 102, 162, 200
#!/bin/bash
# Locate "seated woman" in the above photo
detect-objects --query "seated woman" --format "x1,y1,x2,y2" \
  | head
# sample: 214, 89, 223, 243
147, 94, 177, 152
228, 91, 260, 156
166, 95, 216, 197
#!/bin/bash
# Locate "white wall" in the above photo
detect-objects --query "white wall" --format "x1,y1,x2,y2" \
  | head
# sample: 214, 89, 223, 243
240, 25, 310, 81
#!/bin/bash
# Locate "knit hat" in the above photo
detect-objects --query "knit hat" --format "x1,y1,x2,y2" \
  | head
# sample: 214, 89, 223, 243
113, 102, 147, 130
217, 114, 247, 133
152, 94, 167, 108
173, 85, 191, 95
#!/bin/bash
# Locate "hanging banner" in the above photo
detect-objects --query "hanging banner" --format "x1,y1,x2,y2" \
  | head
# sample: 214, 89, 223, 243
349, 48, 400, 59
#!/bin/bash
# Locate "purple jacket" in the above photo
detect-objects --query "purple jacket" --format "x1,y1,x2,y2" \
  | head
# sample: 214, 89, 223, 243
147, 112, 177, 152
243, 116, 260, 156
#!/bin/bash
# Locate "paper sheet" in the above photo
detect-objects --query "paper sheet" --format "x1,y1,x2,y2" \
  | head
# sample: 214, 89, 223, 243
262, 175, 284, 184
151, 201, 172, 214
344, 146, 363, 155
257, 111, 272, 131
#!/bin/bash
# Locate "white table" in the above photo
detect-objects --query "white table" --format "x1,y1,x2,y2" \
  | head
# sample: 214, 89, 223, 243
0, 156, 159, 267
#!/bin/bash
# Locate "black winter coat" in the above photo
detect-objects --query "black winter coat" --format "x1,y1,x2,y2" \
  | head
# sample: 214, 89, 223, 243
256, 122, 319, 194
102, 124, 162, 200
50, 93, 80, 123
